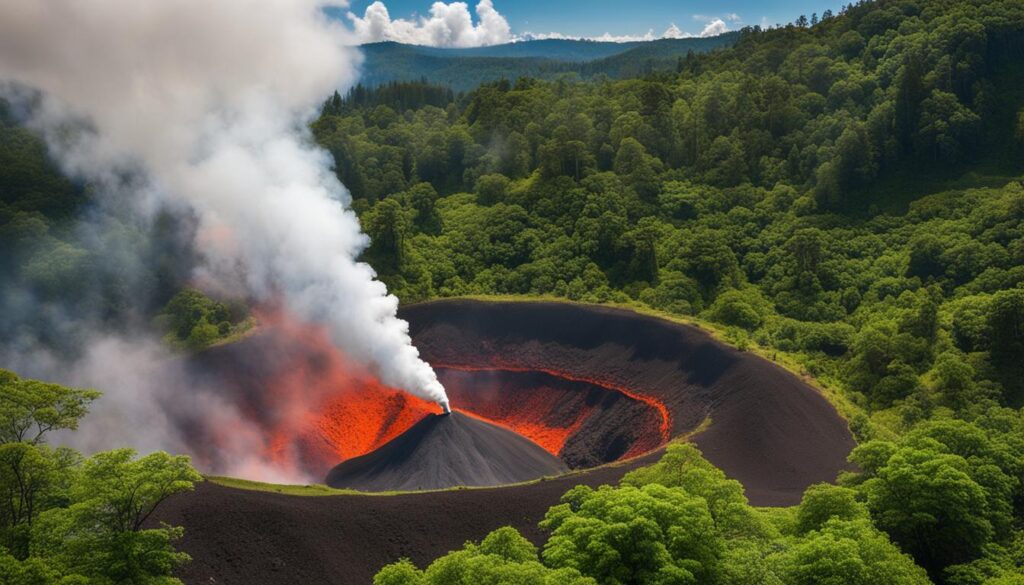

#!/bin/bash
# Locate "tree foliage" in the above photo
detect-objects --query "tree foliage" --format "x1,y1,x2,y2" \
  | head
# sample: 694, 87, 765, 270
0, 371, 200, 584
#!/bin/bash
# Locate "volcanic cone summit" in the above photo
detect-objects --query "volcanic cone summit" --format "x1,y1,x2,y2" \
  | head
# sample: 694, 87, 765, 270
325, 412, 568, 491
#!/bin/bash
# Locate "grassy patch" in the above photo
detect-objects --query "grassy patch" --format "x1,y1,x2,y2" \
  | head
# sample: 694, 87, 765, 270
206, 452, 650, 497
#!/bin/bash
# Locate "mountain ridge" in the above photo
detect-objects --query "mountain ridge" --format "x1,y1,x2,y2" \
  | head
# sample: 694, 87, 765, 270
357, 33, 740, 90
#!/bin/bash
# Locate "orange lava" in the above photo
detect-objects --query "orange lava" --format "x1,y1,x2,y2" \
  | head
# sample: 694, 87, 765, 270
438, 370, 597, 455
248, 308, 440, 476
434, 363, 672, 448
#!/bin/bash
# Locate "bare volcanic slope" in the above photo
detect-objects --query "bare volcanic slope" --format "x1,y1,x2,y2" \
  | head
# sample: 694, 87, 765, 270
326, 412, 568, 491
153, 453, 660, 585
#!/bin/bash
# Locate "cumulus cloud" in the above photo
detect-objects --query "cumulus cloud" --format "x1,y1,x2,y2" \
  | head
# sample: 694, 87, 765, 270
699, 18, 729, 37
348, 0, 512, 47
346, 1, 732, 46
521, 19, 729, 44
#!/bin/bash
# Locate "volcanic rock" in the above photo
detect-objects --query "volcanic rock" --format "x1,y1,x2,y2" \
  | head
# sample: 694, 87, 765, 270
325, 412, 569, 491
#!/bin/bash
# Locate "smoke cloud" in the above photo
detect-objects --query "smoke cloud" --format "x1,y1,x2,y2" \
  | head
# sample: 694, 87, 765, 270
0, 0, 450, 477
348, 0, 513, 47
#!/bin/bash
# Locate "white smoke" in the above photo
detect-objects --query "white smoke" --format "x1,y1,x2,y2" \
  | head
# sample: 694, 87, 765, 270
348, 0, 513, 47
0, 0, 450, 443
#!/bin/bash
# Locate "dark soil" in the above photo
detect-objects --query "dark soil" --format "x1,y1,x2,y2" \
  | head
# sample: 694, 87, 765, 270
155, 300, 855, 584
155, 453, 659, 585
326, 412, 568, 491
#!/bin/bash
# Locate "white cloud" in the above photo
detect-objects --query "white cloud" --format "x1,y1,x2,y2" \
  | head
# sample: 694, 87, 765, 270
346, 1, 733, 47
699, 18, 729, 37
347, 0, 513, 47
518, 30, 656, 42
662, 23, 687, 39
518, 19, 729, 44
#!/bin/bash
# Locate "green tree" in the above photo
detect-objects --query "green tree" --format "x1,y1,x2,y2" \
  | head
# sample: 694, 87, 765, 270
375, 527, 596, 585
365, 198, 411, 270
541, 483, 723, 584
987, 289, 1024, 393
31, 449, 201, 584
777, 519, 931, 585
846, 418, 1020, 578
795, 483, 868, 534
0, 370, 99, 445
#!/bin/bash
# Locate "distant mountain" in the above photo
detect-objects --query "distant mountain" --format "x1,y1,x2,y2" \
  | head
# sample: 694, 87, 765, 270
405, 38, 650, 61
357, 33, 740, 91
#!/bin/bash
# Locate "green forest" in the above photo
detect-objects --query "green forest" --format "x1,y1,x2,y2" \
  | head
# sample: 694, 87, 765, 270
2, 0, 1024, 582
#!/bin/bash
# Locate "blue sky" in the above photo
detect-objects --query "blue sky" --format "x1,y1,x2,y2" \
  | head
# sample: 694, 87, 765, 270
344, 0, 845, 40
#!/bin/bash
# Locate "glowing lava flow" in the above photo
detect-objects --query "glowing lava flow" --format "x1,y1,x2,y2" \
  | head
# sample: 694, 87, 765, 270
439, 372, 597, 456
434, 363, 672, 447
451, 407, 591, 454
242, 308, 442, 477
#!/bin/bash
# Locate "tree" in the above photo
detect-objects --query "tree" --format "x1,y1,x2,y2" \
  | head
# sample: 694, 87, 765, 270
0, 443, 77, 558
365, 198, 411, 270
621, 444, 761, 537
541, 484, 723, 584
701, 136, 747, 187
988, 289, 1024, 370
161, 288, 246, 350
0, 370, 99, 445
475, 174, 511, 206
1016, 108, 1024, 146
916, 90, 981, 164
777, 519, 931, 585
405, 182, 442, 235
614, 138, 660, 199
375, 527, 596, 585
795, 484, 868, 534
846, 419, 1020, 579
32, 449, 201, 583
706, 289, 769, 331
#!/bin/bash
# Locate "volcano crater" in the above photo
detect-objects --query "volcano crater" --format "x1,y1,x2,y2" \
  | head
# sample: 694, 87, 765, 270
189, 299, 853, 505
324, 299, 854, 503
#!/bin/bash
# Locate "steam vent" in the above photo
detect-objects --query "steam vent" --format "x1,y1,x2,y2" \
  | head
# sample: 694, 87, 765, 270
321, 299, 854, 505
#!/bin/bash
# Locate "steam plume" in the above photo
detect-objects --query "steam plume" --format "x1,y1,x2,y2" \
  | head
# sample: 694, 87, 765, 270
0, 0, 449, 416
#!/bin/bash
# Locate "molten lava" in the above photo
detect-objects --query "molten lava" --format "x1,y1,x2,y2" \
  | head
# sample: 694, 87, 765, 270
435, 363, 672, 447
235, 309, 442, 478
439, 368, 597, 456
